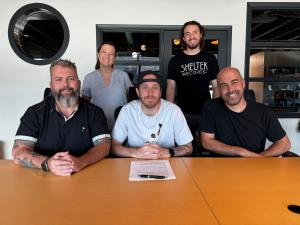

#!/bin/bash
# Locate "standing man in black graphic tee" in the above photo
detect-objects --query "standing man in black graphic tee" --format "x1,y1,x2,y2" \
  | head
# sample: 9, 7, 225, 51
166, 20, 220, 153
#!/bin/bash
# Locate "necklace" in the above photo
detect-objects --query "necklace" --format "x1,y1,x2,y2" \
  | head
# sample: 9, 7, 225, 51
140, 108, 159, 129
140, 109, 163, 144
139, 102, 164, 144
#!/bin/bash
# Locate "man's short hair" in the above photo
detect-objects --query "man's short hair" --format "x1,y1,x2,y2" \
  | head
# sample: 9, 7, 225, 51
50, 59, 77, 75
180, 20, 206, 50
136, 70, 161, 87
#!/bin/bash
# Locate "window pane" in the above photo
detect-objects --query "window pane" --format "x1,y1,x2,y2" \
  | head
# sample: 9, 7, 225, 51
114, 64, 160, 84
249, 49, 300, 78
251, 9, 300, 41
249, 81, 300, 113
103, 32, 159, 62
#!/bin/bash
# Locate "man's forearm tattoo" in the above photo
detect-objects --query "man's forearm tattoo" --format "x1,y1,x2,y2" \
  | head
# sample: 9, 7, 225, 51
17, 156, 34, 168
13, 140, 40, 168
13, 139, 35, 148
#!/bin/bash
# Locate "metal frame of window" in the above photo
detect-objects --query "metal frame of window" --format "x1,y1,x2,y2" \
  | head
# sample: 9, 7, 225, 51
245, 2, 300, 118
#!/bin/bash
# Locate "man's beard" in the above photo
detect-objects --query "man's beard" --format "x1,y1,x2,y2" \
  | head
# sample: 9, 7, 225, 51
141, 96, 160, 109
186, 39, 200, 50
52, 88, 80, 108
223, 91, 243, 106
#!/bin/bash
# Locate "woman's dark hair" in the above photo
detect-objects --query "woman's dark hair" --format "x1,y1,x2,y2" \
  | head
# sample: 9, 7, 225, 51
180, 20, 206, 50
95, 42, 116, 70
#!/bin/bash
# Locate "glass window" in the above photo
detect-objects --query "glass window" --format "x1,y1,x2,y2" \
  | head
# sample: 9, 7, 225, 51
251, 9, 300, 42
249, 49, 300, 78
103, 32, 159, 61
114, 64, 160, 84
249, 81, 300, 113
102, 31, 160, 83
8, 3, 69, 65
246, 3, 300, 117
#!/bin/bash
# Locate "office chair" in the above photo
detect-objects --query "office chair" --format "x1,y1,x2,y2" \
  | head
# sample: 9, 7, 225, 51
114, 106, 123, 120
128, 86, 138, 102
244, 89, 256, 101
44, 88, 52, 99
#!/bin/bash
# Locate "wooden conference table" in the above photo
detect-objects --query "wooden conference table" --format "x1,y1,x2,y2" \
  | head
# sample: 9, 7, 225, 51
183, 158, 300, 225
1, 158, 300, 225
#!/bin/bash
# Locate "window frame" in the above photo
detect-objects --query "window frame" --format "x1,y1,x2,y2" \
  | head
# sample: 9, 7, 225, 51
245, 2, 300, 118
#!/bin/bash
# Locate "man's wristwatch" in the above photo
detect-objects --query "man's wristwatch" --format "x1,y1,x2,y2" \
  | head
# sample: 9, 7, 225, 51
41, 158, 49, 172
168, 148, 175, 157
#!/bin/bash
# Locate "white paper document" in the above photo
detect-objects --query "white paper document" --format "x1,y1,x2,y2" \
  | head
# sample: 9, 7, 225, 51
129, 160, 176, 181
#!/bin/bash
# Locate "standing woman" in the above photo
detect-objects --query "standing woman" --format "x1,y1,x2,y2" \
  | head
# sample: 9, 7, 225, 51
82, 42, 132, 130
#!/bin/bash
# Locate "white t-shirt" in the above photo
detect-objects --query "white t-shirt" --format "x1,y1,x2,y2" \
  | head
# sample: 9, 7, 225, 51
112, 99, 193, 148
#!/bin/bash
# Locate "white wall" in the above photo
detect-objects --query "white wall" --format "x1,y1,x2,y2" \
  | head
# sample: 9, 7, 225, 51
0, 0, 299, 158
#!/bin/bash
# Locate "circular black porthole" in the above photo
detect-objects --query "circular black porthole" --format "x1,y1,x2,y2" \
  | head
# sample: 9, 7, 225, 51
8, 3, 69, 65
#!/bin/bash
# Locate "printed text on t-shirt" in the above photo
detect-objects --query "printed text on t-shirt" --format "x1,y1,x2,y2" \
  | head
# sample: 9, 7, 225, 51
180, 62, 208, 76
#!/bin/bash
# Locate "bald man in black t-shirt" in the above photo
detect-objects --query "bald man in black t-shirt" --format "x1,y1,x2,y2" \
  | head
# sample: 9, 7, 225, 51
200, 67, 291, 157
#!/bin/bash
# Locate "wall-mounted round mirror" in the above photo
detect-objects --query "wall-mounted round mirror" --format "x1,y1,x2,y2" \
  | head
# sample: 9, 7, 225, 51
8, 3, 69, 65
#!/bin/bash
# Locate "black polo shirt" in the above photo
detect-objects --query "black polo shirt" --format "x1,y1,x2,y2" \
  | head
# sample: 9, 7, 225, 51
15, 96, 110, 157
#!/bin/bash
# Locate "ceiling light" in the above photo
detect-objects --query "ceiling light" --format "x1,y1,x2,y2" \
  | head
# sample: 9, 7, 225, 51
173, 38, 180, 45
211, 40, 219, 45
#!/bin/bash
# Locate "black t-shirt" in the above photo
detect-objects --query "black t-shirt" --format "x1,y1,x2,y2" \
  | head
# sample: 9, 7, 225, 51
200, 98, 286, 153
15, 97, 110, 157
167, 51, 219, 114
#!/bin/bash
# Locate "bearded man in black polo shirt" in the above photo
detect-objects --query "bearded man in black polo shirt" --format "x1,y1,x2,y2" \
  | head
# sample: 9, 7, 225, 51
12, 59, 111, 176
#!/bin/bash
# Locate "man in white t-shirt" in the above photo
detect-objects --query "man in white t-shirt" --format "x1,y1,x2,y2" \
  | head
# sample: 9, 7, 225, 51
112, 70, 193, 159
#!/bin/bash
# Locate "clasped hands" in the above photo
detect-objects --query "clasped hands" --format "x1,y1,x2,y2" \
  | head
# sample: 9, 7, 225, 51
132, 143, 170, 159
47, 151, 85, 176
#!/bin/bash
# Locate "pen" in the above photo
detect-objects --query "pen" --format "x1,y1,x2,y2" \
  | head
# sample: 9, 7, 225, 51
139, 174, 167, 179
